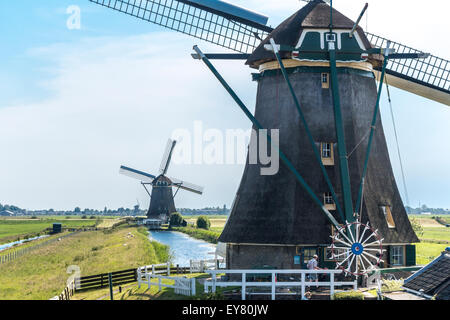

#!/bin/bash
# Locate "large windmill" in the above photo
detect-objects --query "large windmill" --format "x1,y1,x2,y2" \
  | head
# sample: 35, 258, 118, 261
120, 139, 204, 222
91, 0, 449, 275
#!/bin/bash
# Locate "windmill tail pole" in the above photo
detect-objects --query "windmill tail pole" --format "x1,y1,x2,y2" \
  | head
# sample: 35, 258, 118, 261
354, 43, 391, 216
268, 38, 345, 223
192, 45, 341, 230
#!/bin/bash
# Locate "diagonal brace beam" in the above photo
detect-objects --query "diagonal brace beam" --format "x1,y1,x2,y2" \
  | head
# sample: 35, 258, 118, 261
354, 45, 391, 216
268, 38, 345, 223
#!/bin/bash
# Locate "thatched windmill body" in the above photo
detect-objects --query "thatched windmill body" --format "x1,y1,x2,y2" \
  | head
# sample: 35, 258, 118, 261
91, 0, 449, 274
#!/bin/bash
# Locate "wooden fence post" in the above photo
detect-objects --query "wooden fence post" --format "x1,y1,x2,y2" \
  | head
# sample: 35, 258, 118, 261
330, 273, 335, 297
167, 263, 171, 276
242, 273, 246, 301
108, 273, 114, 301
301, 272, 306, 298
271, 272, 276, 301
191, 278, 196, 296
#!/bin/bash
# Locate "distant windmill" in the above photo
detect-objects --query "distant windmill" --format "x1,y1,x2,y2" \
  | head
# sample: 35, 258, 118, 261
119, 139, 204, 222
91, 0, 449, 275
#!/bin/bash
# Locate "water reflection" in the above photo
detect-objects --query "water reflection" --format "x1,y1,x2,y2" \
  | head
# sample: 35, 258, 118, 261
149, 230, 216, 266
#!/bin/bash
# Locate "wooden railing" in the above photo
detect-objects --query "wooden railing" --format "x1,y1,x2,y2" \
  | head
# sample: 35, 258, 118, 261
75, 268, 138, 292
204, 269, 357, 300
51, 279, 76, 300
137, 268, 196, 297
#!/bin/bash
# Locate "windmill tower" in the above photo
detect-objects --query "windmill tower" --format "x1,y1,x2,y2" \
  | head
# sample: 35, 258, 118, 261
90, 0, 449, 275
120, 139, 204, 222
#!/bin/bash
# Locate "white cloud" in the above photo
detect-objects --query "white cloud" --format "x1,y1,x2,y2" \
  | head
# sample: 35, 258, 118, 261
0, 32, 257, 210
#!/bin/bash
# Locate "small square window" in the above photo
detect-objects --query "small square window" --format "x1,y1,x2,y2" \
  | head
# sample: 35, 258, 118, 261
324, 192, 336, 210
321, 73, 329, 89
326, 33, 336, 42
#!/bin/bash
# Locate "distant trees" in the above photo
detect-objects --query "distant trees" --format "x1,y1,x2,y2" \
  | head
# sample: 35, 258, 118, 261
74, 207, 81, 213
196, 216, 211, 230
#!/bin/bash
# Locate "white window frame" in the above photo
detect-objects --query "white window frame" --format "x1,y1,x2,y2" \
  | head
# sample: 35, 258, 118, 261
391, 246, 404, 266
322, 143, 332, 158
324, 192, 334, 205
325, 247, 348, 262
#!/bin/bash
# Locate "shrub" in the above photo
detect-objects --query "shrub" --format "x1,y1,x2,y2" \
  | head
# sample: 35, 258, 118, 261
81, 215, 87, 219
196, 216, 211, 230
169, 212, 184, 228
332, 290, 364, 300
410, 217, 424, 237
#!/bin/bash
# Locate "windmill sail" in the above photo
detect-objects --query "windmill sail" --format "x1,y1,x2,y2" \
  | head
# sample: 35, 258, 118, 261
367, 33, 450, 106
89, 0, 272, 54
90, 0, 449, 105
159, 139, 177, 175
168, 176, 204, 194
119, 165, 156, 183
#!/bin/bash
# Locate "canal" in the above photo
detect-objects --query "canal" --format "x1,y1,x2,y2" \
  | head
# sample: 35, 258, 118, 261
148, 230, 216, 266
0, 235, 49, 252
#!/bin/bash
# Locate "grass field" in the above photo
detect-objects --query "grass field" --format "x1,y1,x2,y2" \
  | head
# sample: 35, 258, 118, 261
410, 215, 450, 265
0, 217, 120, 244
0, 226, 168, 300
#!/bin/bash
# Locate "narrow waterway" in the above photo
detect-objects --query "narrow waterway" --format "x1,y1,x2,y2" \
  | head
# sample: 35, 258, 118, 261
0, 235, 49, 252
148, 230, 216, 266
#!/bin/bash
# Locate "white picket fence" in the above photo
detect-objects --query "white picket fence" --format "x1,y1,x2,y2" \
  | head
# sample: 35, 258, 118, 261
137, 263, 172, 276
204, 269, 357, 300
137, 268, 196, 296
190, 258, 225, 273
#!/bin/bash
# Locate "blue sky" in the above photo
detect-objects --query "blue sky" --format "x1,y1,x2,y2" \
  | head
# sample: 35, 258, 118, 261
0, 0, 449, 211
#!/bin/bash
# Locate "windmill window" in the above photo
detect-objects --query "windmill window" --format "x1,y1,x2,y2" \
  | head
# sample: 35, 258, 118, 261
303, 248, 317, 265
320, 142, 334, 165
326, 33, 336, 42
321, 73, 329, 89
390, 246, 404, 266
324, 192, 336, 210
381, 205, 396, 228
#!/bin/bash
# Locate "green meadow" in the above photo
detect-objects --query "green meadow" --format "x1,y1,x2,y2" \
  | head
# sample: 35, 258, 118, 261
0, 217, 108, 244
0, 226, 168, 300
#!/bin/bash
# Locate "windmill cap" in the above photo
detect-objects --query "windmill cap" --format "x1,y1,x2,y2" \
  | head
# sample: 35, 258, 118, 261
246, 0, 372, 69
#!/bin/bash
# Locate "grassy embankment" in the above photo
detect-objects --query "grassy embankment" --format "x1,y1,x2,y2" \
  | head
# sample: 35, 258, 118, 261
0, 225, 169, 300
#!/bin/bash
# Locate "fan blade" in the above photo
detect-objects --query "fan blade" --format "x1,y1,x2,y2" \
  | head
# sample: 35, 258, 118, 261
119, 165, 156, 183
89, 0, 272, 54
168, 176, 204, 194
159, 139, 177, 175
366, 32, 450, 106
